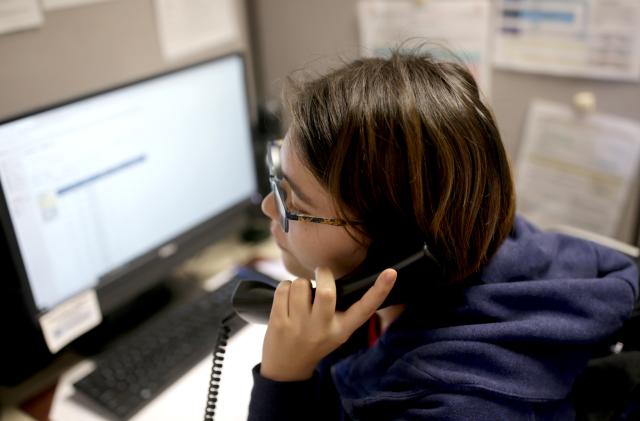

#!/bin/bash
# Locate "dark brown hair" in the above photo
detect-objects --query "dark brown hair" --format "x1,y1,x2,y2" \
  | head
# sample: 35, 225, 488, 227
284, 50, 515, 282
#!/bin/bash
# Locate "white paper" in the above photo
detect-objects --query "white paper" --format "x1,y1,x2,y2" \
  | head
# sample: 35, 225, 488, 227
42, 0, 111, 11
39, 289, 102, 354
357, 0, 492, 95
515, 100, 640, 238
494, 0, 640, 81
153, 0, 239, 61
0, 0, 42, 35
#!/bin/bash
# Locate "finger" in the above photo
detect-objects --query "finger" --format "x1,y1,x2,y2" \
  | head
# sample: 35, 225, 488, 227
311, 267, 336, 321
270, 280, 291, 321
341, 269, 397, 332
289, 278, 313, 319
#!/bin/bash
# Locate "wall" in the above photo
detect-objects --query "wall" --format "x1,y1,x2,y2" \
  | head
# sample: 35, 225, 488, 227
248, 0, 640, 244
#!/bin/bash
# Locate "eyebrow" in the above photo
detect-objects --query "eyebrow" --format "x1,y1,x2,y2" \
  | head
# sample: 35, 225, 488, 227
281, 171, 316, 208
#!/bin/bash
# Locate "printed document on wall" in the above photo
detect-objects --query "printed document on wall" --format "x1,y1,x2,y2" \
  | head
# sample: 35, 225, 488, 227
357, 0, 492, 95
515, 100, 640, 238
494, 0, 640, 81
42, 0, 111, 11
154, 0, 239, 61
0, 0, 42, 35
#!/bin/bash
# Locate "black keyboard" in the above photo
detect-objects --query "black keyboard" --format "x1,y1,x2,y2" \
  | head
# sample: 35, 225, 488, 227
73, 276, 246, 420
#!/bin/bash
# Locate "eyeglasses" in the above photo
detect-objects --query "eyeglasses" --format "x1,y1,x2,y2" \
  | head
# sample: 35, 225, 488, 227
266, 139, 349, 233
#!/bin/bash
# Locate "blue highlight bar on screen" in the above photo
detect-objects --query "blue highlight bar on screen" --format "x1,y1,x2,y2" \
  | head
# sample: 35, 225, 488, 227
57, 155, 147, 195
502, 9, 575, 23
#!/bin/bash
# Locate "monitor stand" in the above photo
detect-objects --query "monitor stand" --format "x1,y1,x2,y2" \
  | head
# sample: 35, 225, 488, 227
72, 275, 198, 357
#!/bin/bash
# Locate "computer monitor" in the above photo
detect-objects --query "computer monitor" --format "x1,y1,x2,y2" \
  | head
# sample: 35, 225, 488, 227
0, 53, 258, 384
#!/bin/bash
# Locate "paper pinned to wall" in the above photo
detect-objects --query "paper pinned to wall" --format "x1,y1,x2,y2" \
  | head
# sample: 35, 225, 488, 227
357, 0, 492, 95
42, 0, 112, 11
515, 99, 640, 238
153, 0, 239, 61
494, 0, 640, 81
0, 0, 43, 35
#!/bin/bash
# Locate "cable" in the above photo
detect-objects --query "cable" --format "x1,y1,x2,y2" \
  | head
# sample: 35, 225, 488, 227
203, 314, 234, 420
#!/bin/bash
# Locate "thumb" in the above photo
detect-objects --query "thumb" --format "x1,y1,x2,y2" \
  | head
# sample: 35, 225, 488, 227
341, 269, 397, 333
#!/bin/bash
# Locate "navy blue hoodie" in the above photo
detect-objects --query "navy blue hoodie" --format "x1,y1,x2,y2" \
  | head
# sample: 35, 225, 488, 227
248, 217, 639, 420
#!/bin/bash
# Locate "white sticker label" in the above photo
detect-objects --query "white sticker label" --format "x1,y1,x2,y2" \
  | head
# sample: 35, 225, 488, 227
38, 289, 102, 354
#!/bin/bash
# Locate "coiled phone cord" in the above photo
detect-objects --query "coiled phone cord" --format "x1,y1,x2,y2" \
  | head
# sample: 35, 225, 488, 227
203, 315, 233, 420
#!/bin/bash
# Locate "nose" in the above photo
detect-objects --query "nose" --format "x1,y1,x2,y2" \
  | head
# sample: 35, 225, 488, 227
261, 191, 278, 221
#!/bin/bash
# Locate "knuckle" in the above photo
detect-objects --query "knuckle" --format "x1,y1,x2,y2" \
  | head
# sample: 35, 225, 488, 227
277, 280, 291, 289
275, 280, 291, 294
291, 278, 310, 289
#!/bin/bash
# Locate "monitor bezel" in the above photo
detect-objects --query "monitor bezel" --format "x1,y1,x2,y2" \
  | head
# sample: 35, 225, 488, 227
0, 52, 258, 324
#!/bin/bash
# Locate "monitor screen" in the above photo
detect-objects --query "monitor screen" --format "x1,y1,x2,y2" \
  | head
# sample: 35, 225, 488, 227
0, 54, 257, 318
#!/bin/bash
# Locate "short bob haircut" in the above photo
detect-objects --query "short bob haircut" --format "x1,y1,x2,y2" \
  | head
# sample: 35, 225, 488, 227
284, 50, 515, 282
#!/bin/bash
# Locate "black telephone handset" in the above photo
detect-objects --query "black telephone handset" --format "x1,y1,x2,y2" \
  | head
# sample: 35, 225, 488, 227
231, 244, 443, 324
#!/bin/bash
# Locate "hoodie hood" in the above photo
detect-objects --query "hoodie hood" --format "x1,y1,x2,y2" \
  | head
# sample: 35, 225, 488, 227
332, 216, 638, 416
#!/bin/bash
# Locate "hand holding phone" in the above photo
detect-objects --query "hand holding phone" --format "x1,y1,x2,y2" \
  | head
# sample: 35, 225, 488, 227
232, 243, 443, 324
259, 267, 397, 382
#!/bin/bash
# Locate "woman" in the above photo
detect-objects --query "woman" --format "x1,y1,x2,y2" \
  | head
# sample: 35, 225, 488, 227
248, 50, 639, 420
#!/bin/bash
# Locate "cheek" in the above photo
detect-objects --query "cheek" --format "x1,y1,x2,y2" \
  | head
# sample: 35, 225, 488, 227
284, 224, 367, 279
